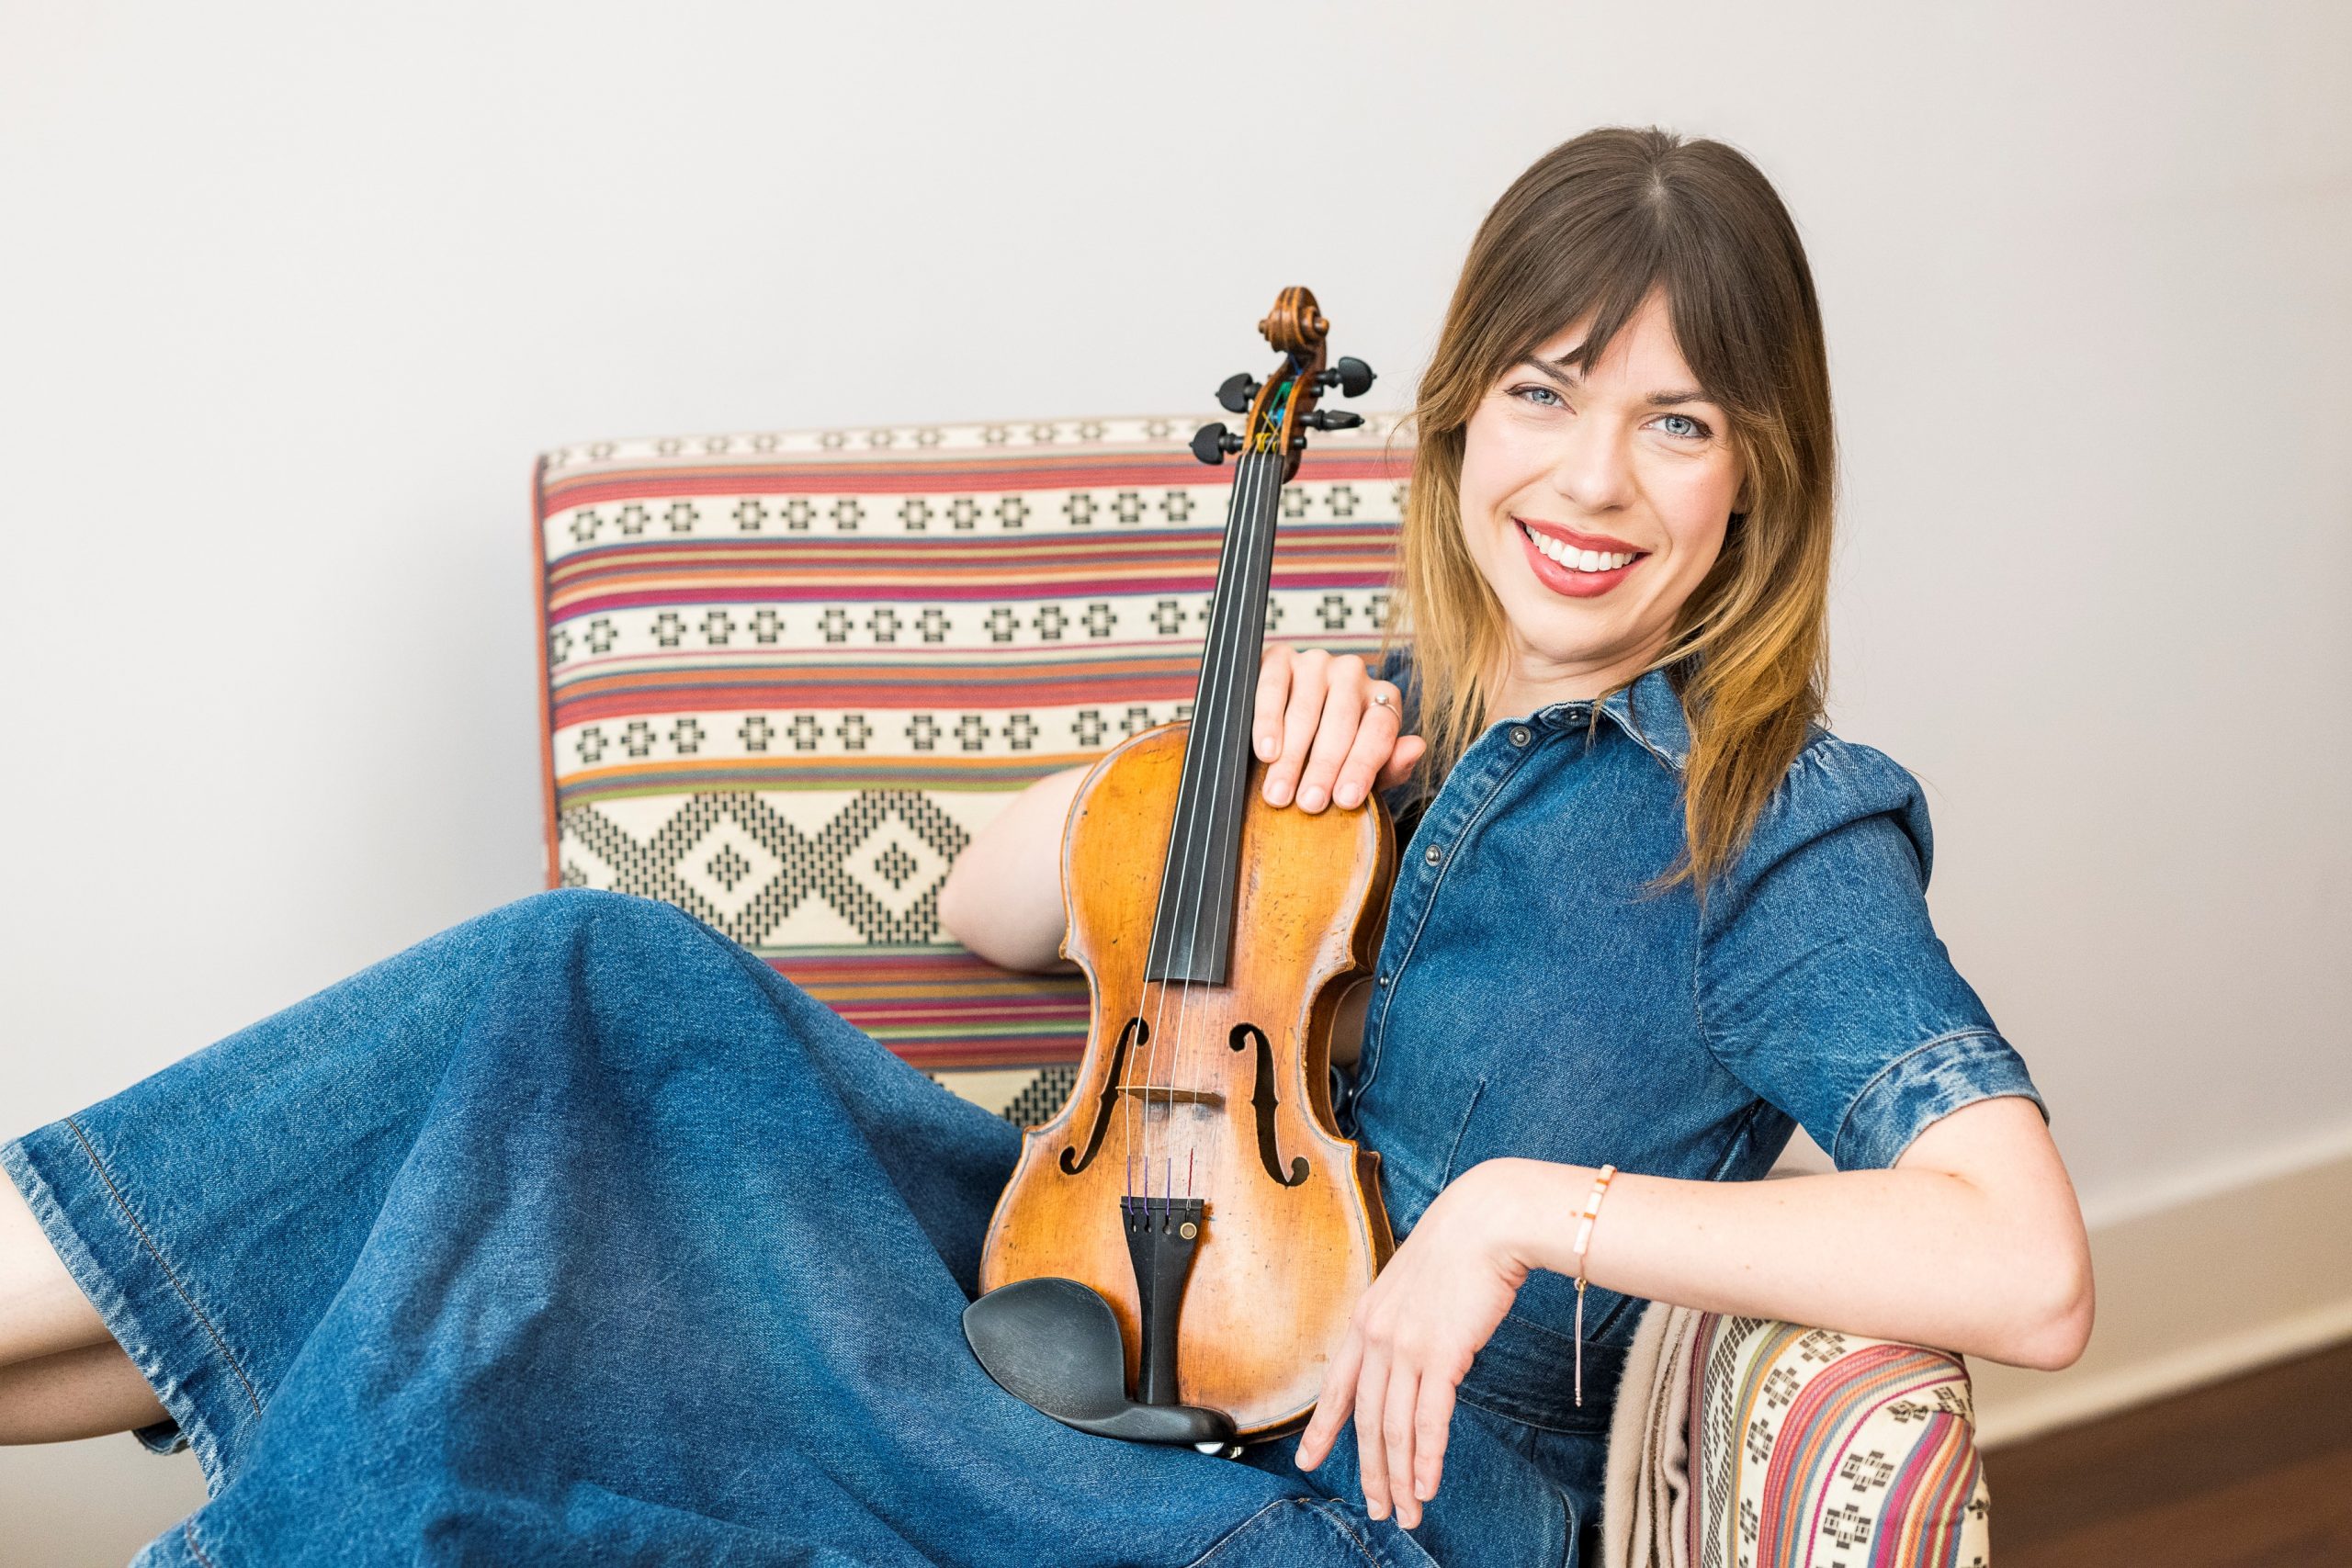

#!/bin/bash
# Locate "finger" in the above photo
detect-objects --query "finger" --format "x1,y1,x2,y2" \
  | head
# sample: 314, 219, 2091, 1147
1373, 733, 1427, 794
1384, 1365, 1422, 1529
1352, 1346, 1394, 1521
1265, 649, 1329, 807
1329, 686, 1403, 810
1412, 1376, 1458, 1506
1296, 1325, 1364, 1471
1252, 645, 1294, 762
1295, 656, 1368, 813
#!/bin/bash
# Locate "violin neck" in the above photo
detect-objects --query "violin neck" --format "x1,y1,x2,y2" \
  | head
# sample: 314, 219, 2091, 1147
1143, 447, 1289, 987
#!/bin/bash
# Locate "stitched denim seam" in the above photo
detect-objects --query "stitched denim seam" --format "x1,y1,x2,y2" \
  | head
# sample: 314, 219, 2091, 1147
1831, 1028, 2011, 1168
1453, 1382, 1611, 1438
62, 1116, 265, 1421
1701, 1100, 1771, 1184
182, 1518, 221, 1568
1183, 1497, 1382, 1568
1435, 1076, 1487, 1188
1498, 1292, 1639, 1357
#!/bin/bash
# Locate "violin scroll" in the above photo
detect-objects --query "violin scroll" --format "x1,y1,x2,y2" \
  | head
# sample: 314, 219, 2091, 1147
1192, 286, 1376, 472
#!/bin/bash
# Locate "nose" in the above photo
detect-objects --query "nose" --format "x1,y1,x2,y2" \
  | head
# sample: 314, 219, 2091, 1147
1544, 411, 1638, 513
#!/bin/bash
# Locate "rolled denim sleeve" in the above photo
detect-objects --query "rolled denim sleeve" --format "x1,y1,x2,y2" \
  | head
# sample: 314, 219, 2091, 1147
1696, 739, 2047, 1170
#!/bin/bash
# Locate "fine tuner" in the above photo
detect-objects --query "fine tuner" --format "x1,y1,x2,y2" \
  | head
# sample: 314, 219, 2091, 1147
1193, 355, 1376, 467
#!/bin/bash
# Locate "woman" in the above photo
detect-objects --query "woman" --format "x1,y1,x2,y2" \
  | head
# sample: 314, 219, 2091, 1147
1, 127, 2089, 1567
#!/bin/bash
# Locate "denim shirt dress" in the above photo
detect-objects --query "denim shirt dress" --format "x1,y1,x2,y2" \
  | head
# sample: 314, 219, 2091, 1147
1301, 649, 2046, 1530
2, 651, 2041, 1568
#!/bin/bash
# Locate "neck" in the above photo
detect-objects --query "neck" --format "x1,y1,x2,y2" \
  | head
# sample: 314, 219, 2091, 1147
1482, 637, 1669, 727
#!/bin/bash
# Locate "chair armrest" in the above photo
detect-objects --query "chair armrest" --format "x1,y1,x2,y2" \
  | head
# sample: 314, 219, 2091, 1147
1689, 1315, 1990, 1567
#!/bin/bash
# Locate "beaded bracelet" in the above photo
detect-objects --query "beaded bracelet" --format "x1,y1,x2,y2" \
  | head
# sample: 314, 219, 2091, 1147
1570, 1163, 1618, 1407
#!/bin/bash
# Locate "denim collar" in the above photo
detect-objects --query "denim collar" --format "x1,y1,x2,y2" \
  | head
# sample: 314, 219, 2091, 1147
1531, 662, 1692, 773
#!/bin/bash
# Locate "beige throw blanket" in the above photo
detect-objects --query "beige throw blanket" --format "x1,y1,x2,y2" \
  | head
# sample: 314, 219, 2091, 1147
1598, 1300, 1704, 1568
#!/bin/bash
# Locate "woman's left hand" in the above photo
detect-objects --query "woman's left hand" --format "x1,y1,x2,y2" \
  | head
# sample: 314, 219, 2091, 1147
1295, 1158, 1532, 1530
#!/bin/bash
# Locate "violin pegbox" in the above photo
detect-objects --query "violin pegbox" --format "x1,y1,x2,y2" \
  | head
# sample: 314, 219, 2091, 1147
1191, 287, 1374, 469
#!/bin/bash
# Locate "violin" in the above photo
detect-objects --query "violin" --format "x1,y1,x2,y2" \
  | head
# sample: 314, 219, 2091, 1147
964, 289, 1396, 1450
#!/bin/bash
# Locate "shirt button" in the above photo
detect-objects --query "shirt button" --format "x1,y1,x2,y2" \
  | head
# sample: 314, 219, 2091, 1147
1375, 972, 1390, 987
1423, 843, 1443, 866
1509, 725, 1531, 747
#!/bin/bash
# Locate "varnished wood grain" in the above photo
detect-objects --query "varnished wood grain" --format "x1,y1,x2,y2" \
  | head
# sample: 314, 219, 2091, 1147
977, 721, 1396, 1438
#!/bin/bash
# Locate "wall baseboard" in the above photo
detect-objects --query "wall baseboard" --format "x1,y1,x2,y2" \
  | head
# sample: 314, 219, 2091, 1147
1973, 1132, 2352, 1449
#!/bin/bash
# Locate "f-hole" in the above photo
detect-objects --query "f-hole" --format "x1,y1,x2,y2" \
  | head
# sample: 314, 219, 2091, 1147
1060, 1016, 1147, 1175
1228, 1023, 1308, 1187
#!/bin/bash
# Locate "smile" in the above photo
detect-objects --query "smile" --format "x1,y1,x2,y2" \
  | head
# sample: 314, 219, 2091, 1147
1513, 517, 1645, 596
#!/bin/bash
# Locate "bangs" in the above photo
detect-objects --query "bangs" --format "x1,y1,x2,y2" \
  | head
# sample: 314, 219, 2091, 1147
1457, 149, 1803, 431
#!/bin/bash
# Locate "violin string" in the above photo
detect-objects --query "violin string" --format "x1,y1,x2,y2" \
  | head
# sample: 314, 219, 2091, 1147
1172, 420, 1281, 1214
1149, 440, 1246, 1205
1129, 443, 1264, 1201
1151, 433, 1274, 1215
1126, 438, 1225, 1201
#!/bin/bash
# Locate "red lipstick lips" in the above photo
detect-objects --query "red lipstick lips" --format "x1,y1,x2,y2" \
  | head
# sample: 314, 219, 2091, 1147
1512, 516, 1646, 599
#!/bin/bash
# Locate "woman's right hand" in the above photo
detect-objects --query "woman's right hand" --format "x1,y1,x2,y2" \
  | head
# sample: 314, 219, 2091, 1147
1252, 646, 1426, 813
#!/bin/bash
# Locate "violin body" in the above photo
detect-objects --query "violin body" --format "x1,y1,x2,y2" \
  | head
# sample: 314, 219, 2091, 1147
977, 720, 1398, 1438
966, 286, 1396, 1445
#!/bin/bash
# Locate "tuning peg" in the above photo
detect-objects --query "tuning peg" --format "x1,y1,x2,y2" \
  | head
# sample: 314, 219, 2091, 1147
1216, 373, 1261, 414
1317, 356, 1376, 399
1303, 409, 1365, 432
1191, 423, 1245, 465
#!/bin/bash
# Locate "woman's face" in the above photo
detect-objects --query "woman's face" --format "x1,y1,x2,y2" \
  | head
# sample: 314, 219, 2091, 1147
1456, 286, 1745, 708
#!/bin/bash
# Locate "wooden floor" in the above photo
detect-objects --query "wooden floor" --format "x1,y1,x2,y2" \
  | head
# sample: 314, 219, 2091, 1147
1985, 1338, 2352, 1567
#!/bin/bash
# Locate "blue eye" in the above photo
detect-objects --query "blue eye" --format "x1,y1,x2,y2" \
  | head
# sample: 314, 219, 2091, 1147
1655, 412, 1709, 440
1510, 384, 1565, 408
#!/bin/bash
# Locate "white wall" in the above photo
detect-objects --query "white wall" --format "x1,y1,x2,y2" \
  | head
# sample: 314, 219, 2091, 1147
3, 1, 2346, 1557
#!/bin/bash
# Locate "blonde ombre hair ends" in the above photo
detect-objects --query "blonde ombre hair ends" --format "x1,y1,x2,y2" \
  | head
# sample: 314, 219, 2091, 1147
1381, 126, 1836, 900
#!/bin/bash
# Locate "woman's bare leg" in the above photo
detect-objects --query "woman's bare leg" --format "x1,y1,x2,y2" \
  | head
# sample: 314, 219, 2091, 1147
1, 1179, 163, 1440
0, 1341, 166, 1442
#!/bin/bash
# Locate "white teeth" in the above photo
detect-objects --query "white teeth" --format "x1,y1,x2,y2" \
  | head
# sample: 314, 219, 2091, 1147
1521, 522, 1635, 573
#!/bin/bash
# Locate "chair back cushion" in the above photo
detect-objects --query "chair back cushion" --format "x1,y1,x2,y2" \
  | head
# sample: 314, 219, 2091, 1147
533, 415, 1408, 1117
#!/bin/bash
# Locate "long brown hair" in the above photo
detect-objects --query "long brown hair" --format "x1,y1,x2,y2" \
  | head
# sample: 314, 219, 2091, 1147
1383, 126, 1836, 900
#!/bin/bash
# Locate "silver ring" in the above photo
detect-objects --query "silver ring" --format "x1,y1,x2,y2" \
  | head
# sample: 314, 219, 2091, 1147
1368, 689, 1397, 712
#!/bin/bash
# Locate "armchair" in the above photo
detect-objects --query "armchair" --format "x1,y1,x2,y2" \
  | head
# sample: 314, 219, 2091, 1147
530, 415, 1991, 1566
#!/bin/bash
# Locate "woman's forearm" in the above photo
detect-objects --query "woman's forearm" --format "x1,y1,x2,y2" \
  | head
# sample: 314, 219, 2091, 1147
1476, 1097, 2093, 1371
937, 763, 1089, 973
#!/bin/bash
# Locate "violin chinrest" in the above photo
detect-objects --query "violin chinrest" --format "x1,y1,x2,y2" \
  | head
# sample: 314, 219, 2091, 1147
963, 1278, 1238, 1450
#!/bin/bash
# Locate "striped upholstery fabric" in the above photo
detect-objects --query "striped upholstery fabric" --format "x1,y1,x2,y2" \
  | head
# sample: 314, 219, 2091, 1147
1688, 1315, 1989, 1568
532, 414, 1410, 1120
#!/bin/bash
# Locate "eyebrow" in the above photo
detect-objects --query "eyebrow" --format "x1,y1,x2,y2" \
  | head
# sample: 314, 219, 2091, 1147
1517, 354, 1713, 408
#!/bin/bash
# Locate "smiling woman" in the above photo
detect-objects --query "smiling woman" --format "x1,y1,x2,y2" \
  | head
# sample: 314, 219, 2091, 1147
1464, 290, 1743, 656
1, 125, 2086, 1568
1399, 130, 1835, 900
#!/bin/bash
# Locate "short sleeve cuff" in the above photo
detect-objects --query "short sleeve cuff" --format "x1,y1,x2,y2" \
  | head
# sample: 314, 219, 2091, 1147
1832, 1029, 2046, 1170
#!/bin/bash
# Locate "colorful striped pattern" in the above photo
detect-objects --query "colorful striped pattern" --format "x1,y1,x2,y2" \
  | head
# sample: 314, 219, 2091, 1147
1687, 1315, 1989, 1568
532, 415, 1411, 1118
